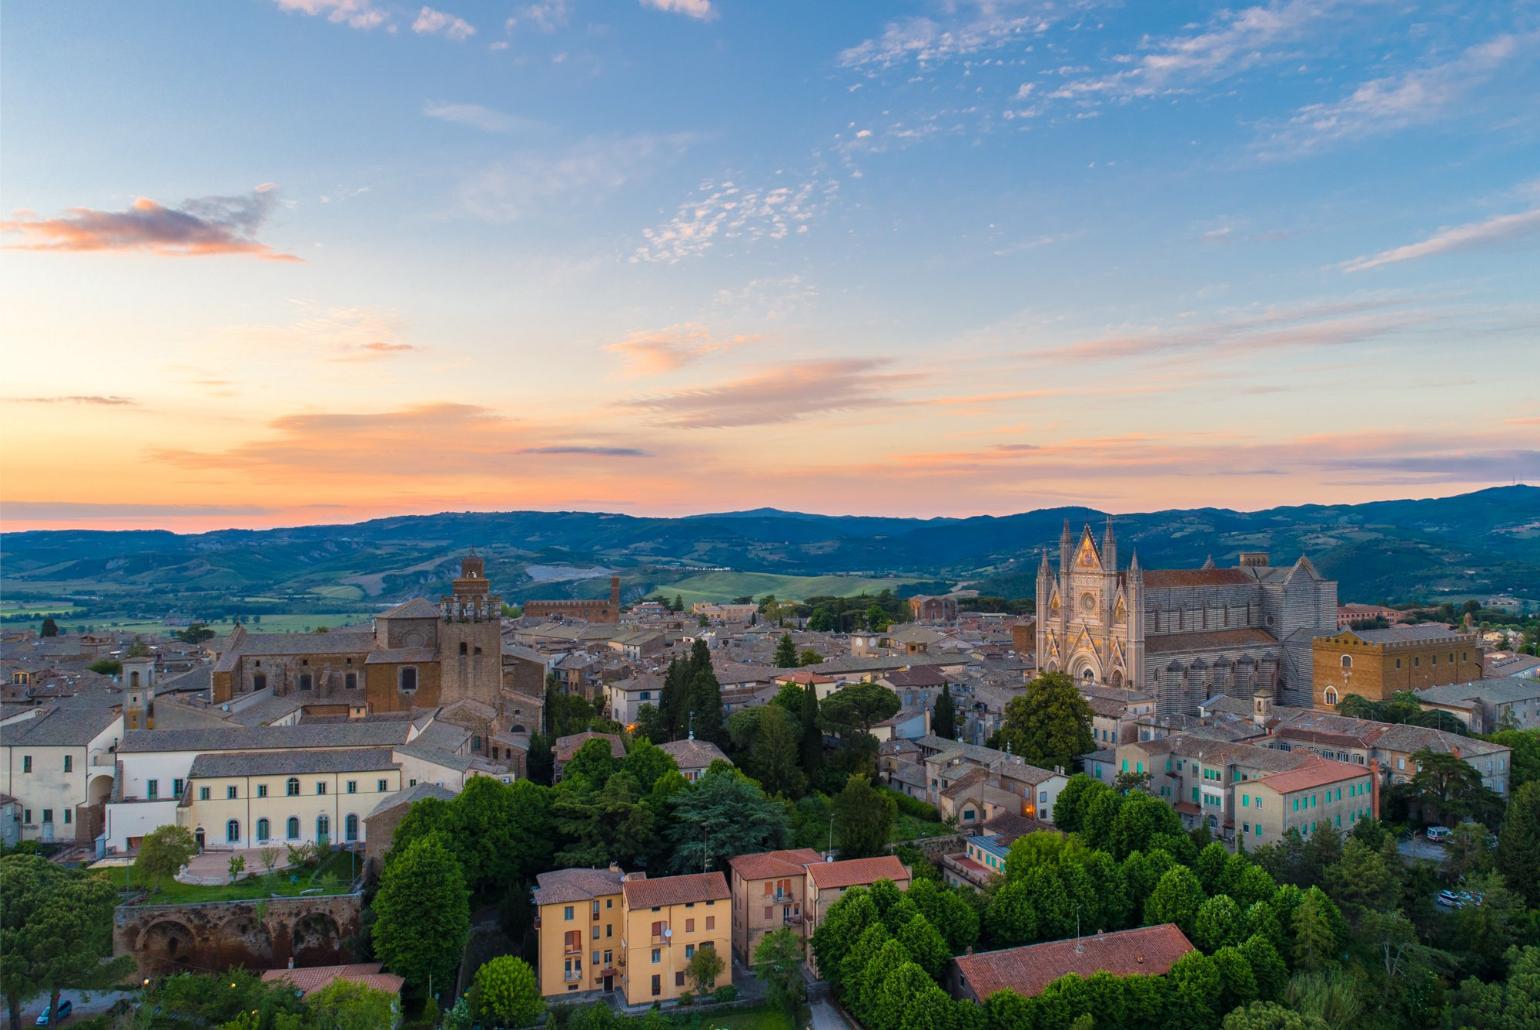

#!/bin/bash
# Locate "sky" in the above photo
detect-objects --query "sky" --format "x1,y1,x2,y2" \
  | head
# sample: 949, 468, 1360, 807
2, 0, 1538, 532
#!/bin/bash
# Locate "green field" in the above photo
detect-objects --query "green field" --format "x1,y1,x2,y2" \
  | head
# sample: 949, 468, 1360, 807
655, 571, 920, 606
0, 599, 81, 617
100, 850, 359, 904
62, 613, 367, 637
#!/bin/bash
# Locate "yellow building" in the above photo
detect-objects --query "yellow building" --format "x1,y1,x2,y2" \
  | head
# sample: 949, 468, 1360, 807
620, 872, 731, 1006
174, 747, 401, 850
532, 867, 625, 998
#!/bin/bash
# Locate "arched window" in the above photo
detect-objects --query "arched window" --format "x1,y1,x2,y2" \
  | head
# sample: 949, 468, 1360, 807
226, 819, 240, 844
345, 814, 359, 842
129, 671, 141, 687
286, 777, 300, 797
1324, 687, 1340, 707
257, 818, 270, 841
287, 817, 300, 840
317, 814, 330, 843
1340, 655, 1353, 669
399, 666, 418, 694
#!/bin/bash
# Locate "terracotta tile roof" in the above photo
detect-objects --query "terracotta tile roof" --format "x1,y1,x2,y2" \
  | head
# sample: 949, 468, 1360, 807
554, 731, 626, 762
623, 871, 730, 909
1141, 568, 1254, 588
1146, 628, 1276, 653
729, 848, 823, 881
379, 598, 440, 619
659, 737, 731, 770
1251, 755, 1371, 794
534, 867, 626, 905
953, 924, 1194, 1001
807, 855, 910, 890
262, 962, 403, 998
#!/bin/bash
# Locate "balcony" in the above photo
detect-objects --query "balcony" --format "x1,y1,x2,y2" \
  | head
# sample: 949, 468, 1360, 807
650, 934, 671, 947
564, 971, 582, 983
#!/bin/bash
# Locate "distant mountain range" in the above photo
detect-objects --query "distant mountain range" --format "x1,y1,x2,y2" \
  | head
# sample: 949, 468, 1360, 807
3, 485, 1537, 618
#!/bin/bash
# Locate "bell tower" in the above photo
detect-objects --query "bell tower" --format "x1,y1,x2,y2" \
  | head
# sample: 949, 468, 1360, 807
438, 553, 503, 704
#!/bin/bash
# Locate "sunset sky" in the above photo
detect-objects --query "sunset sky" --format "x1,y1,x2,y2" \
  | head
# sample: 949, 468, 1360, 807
2, 0, 1537, 531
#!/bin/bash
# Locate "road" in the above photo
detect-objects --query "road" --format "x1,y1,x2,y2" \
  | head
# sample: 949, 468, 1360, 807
2, 989, 135, 1028
1398, 837, 1447, 864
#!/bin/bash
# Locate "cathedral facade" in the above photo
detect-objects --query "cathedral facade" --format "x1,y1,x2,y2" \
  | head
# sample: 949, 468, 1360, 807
1035, 522, 1336, 714
211, 555, 503, 712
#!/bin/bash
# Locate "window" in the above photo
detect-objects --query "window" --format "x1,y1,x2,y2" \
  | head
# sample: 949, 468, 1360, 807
1323, 687, 1339, 707
346, 780, 357, 794
316, 782, 327, 796
1255, 824, 1262, 837
257, 818, 270, 841
42, 809, 54, 824
593, 925, 600, 940
287, 817, 300, 840
173, 778, 184, 798
22, 756, 31, 774
317, 814, 330, 841
345, 673, 358, 690
258, 784, 269, 798
676, 972, 686, 987
686, 918, 695, 932
199, 786, 211, 801
651, 975, 661, 997
685, 944, 695, 958
63, 755, 72, 773
1340, 655, 1352, 669
23, 809, 30, 823
226, 819, 240, 843
286, 777, 300, 797
227, 785, 238, 800
399, 666, 418, 694
345, 814, 359, 842
299, 673, 313, 690
147, 779, 159, 800
565, 906, 575, 920
378, 779, 388, 792
64, 810, 71, 824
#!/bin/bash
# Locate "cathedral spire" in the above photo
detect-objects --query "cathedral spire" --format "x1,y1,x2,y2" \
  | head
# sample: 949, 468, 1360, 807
1102, 517, 1117, 571
1059, 517, 1073, 573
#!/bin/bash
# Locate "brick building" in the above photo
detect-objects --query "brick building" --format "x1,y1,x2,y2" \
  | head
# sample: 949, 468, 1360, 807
1311, 625, 1484, 709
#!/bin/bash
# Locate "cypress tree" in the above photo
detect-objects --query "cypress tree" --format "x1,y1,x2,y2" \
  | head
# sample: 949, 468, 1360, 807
932, 683, 957, 739
799, 681, 824, 782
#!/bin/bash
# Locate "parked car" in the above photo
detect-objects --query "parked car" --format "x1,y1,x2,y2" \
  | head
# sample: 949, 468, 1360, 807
35, 999, 72, 1025
1437, 889, 1462, 907
1425, 825, 1453, 843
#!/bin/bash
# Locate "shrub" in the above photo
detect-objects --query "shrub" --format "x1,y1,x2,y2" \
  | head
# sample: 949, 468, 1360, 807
712, 985, 738, 1003
678, 991, 695, 1006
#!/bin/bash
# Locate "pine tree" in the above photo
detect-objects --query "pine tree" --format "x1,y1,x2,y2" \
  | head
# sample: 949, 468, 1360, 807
39, 617, 59, 638
775, 633, 798, 668
932, 683, 957, 739
799, 681, 824, 782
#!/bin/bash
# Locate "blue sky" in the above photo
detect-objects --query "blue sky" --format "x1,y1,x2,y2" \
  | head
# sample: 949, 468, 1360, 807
1, 0, 1537, 529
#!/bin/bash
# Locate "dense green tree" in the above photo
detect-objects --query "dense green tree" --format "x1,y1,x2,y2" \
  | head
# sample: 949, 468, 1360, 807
0, 858, 133, 1030
932, 683, 957, 739
1321, 836, 1397, 929
1051, 774, 1111, 832
667, 766, 789, 872
1497, 780, 1540, 905
1289, 887, 1340, 971
749, 702, 807, 798
808, 607, 836, 632
451, 776, 554, 894
799, 648, 824, 667
822, 683, 902, 737
754, 928, 808, 1021
175, 622, 216, 644
39, 617, 59, 637
1110, 792, 1184, 859
1444, 819, 1492, 881
525, 733, 555, 785
799, 681, 825, 783
1239, 933, 1289, 1001
1283, 966, 1365, 1029
620, 737, 678, 794
1194, 894, 1246, 952
1221, 1001, 1330, 1029
1403, 748, 1499, 825
834, 773, 896, 858
1488, 728, 1540, 793
140, 970, 306, 1028
1212, 945, 1260, 1012
685, 640, 725, 743
686, 943, 725, 993
868, 961, 935, 1030
134, 824, 198, 892
563, 736, 620, 786
774, 633, 798, 668
985, 878, 1040, 947
305, 979, 399, 1030
373, 835, 470, 1000
1451, 870, 1527, 978
907, 878, 980, 953
811, 888, 881, 985
992, 671, 1094, 772
1144, 865, 1205, 935
1167, 950, 1222, 1027
1448, 944, 1540, 1029
896, 913, 951, 978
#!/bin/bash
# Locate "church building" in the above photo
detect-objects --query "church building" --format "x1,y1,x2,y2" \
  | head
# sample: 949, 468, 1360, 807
211, 555, 504, 713
1036, 522, 1336, 715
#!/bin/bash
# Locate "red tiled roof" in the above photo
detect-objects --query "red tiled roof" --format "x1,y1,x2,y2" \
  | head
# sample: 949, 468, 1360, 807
1146, 628, 1276, 653
807, 855, 910, 890
1142, 568, 1254, 588
953, 924, 1195, 1001
1251, 755, 1370, 794
262, 963, 404, 998
623, 871, 730, 909
554, 731, 626, 762
729, 848, 823, 881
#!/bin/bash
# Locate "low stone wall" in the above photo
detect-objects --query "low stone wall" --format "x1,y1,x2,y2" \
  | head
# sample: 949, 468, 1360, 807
890, 833, 965, 862
114, 891, 363, 976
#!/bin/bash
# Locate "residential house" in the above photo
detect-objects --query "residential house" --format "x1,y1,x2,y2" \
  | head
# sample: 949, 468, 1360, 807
950, 924, 1195, 1002
727, 847, 822, 964
552, 731, 626, 782
659, 737, 730, 782
619, 871, 732, 1005
534, 866, 626, 998
0, 701, 122, 844
1414, 677, 1540, 733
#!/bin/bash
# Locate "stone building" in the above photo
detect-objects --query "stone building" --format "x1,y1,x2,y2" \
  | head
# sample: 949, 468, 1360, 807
523, 577, 622, 624
211, 555, 503, 713
1310, 624, 1484, 709
1036, 522, 1337, 714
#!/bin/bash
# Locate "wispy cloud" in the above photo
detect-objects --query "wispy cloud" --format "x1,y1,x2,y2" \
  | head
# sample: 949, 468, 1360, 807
9, 395, 137, 406
1254, 33, 1531, 157
423, 101, 532, 133
274, 0, 389, 31
2, 502, 279, 520
412, 5, 476, 39
1341, 206, 1540, 273
605, 324, 756, 377
222, 305, 416, 361
458, 134, 690, 222
626, 357, 918, 428
331, 340, 422, 361
520, 445, 652, 457
633, 177, 837, 263
839, 2, 1053, 72
640, 0, 714, 21
1, 186, 298, 261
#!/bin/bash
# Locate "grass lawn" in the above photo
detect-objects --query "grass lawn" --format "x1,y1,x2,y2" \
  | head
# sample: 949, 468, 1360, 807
693, 1005, 795, 1030
103, 850, 359, 904
891, 811, 947, 842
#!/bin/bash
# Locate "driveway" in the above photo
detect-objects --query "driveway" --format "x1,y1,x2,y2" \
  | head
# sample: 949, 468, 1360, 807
3, 989, 135, 1028
807, 993, 852, 1030
1398, 838, 1447, 864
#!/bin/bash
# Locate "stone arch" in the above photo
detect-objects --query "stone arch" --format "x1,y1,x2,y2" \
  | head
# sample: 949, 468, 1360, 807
138, 919, 201, 973
1109, 669, 1124, 689
88, 773, 114, 806
1067, 650, 1102, 683
217, 912, 273, 960
290, 912, 343, 966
